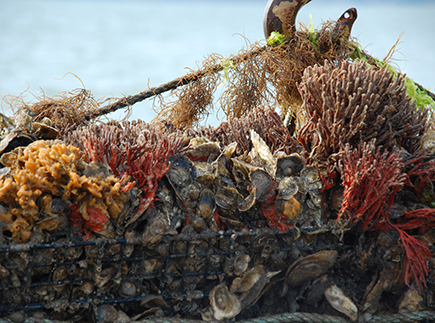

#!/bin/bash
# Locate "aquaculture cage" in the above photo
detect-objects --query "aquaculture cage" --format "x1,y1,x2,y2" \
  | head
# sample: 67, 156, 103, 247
1, 221, 435, 323
2, 0, 435, 322
0, 227, 345, 322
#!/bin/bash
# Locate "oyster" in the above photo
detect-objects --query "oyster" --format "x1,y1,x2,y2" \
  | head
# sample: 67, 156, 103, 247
324, 284, 358, 322
398, 288, 424, 312
204, 283, 241, 321
215, 186, 243, 212
141, 208, 177, 246
230, 266, 264, 294
285, 250, 337, 288
250, 129, 275, 176
185, 137, 220, 162
276, 154, 305, 179
0, 109, 59, 157
250, 169, 275, 203
239, 269, 281, 309
420, 130, 435, 153
119, 280, 137, 298
233, 254, 251, 276
197, 188, 215, 219
194, 161, 216, 186
98, 304, 118, 323
166, 154, 196, 188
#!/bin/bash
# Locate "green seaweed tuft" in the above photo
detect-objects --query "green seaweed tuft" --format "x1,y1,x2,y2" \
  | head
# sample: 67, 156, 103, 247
349, 42, 435, 111
220, 58, 235, 82
404, 76, 435, 111
307, 14, 318, 49
266, 31, 286, 47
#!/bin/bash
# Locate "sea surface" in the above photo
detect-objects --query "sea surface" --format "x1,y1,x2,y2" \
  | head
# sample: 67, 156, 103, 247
1, 0, 434, 126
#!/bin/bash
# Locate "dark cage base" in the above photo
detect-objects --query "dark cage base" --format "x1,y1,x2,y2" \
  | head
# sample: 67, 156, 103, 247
1, 228, 435, 323
0, 229, 309, 321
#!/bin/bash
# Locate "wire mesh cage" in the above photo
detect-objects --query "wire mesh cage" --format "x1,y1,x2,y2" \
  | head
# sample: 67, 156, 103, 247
0, 228, 320, 321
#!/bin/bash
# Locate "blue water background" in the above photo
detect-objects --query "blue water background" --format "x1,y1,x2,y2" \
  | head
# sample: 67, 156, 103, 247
1, 0, 434, 126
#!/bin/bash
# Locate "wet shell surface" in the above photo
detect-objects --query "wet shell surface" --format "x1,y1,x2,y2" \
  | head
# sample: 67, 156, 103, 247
420, 130, 435, 154
285, 250, 337, 287
119, 280, 137, 298
398, 288, 424, 312
324, 284, 358, 321
233, 254, 251, 276
207, 283, 241, 321
276, 154, 305, 179
230, 265, 264, 294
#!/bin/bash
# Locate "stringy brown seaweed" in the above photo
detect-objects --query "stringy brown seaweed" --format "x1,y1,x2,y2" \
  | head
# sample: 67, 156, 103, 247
298, 60, 428, 170
155, 21, 353, 130
2, 89, 101, 132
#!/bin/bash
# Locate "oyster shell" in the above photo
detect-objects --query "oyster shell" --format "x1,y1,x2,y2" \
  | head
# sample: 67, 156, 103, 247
205, 283, 241, 321
233, 254, 251, 276
324, 284, 358, 322
276, 154, 305, 179
0, 109, 59, 157
185, 137, 220, 162
230, 265, 264, 294
277, 177, 298, 200
166, 155, 196, 188
215, 186, 243, 212
119, 280, 137, 298
98, 304, 118, 323
197, 188, 215, 219
420, 130, 435, 153
250, 169, 275, 203
194, 161, 216, 186
285, 250, 337, 287
250, 129, 275, 175
239, 270, 280, 309
398, 288, 424, 312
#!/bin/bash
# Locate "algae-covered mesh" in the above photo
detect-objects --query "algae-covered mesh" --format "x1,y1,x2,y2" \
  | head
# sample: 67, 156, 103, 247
1, 0, 435, 322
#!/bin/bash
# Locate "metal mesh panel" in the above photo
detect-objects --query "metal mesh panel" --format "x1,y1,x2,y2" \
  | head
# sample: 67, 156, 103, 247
1, 229, 319, 320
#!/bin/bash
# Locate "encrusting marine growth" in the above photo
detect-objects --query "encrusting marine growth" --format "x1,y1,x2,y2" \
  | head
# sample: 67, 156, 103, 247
1, 0, 435, 321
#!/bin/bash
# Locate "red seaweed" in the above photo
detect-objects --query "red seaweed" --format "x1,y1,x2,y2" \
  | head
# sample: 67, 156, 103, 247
338, 141, 431, 286
337, 142, 406, 229
66, 121, 188, 214
404, 150, 435, 197
68, 205, 109, 241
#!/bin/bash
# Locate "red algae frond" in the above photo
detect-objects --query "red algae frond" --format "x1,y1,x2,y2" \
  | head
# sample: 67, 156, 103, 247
337, 141, 406, 228
338, 141, 431, 286
65, 121, 189, 221
404, 150, 435, 197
